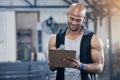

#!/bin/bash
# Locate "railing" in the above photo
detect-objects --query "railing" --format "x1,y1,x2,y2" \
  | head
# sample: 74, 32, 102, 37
0, 62, 50, 80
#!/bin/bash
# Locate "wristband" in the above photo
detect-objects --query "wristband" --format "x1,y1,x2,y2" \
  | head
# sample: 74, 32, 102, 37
79, 63, 85, 71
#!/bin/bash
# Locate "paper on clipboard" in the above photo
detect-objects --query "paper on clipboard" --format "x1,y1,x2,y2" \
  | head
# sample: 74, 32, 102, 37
49, 49, 76, 67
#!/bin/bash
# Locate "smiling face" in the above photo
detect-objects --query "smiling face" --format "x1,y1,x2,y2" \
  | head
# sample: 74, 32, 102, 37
67, 3, 86, 32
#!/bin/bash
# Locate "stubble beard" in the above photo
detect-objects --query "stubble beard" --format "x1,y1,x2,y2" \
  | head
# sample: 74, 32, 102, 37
68, 24, 82, 32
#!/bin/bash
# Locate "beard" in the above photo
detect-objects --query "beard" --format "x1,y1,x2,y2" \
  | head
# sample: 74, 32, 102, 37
68, 24, 82, 32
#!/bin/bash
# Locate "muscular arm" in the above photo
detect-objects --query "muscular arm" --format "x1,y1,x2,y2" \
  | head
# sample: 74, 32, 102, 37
49, 34, 56, 50
83, 34, 104, 73
62, 34, 104, 73
48, 34, 57, 71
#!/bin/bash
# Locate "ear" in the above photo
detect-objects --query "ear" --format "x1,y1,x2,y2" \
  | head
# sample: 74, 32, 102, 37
67, 12, 69, 18
83, 16, 86, 22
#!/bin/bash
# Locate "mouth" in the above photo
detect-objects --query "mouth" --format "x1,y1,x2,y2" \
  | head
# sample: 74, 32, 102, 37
70, 25, 78, 29
68, 24, 81, 31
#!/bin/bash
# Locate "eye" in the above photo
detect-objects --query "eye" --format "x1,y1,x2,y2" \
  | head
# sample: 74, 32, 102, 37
76, 19, 82, 23
69, 17, 74, 21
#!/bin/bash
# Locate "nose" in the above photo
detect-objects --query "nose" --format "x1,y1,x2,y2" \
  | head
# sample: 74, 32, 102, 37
71, 20, 78, 25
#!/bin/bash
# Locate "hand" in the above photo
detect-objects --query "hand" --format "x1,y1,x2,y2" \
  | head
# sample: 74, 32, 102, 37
63, 57, 81, 69
49, 67, 57, 71
48, 62, 57, 71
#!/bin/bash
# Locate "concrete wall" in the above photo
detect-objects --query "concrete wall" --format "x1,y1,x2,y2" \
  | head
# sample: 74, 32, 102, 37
0, 0, 120, 61
111, 15, 120, 44
0, 11, 16, 62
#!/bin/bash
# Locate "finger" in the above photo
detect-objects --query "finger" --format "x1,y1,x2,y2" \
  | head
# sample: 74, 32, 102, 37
64, 59, 72, 65
67, 57, 78, 64
75, 58, 80, 60
67, 57, 75, 61
64, 59, 77, 68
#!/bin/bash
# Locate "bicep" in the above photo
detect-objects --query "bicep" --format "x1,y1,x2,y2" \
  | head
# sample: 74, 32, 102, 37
91, 49, 104, 65
91, 35, 104, 66
48, 35, 57, 71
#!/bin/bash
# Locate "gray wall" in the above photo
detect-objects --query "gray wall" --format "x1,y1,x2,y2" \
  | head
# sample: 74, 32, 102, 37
0, 11, 16, 62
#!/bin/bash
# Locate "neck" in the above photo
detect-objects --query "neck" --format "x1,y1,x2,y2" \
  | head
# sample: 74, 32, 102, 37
66, 27, 83, 39
67, 27, 83, 35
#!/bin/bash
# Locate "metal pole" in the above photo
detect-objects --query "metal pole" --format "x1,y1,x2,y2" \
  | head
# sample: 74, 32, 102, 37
107, 1, 113, 80
94, 15, 97, 33
34, 0, 37, 6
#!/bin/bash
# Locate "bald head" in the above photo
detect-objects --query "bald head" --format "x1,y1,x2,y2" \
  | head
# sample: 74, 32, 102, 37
68, 3, 86, 17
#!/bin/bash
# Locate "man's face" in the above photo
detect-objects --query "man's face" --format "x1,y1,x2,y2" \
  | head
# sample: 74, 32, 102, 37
67, 13, 85, 32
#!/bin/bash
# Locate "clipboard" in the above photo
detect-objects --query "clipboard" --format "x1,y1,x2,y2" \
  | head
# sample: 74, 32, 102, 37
49, 49, 76, 67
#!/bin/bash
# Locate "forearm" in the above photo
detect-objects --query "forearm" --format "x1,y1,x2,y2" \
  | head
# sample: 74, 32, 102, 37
81, 63, 103, 73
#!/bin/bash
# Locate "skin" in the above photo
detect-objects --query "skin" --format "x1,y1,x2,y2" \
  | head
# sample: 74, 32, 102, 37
48, 3, 104, 73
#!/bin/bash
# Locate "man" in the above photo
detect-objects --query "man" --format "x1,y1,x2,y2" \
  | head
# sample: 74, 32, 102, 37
48, 3, 104, 80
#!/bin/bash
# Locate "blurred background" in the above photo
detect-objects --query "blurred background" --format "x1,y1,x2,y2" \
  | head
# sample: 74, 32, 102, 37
0, 0, 120, 80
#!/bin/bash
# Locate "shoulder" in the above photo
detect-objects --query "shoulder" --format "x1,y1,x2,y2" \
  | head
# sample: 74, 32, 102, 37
49, 34, 56, 49
49, 34, 56, 43
91, 34, 103, 49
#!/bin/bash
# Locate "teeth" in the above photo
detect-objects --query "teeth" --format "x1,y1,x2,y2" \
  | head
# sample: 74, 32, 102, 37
71, 26, 77, 28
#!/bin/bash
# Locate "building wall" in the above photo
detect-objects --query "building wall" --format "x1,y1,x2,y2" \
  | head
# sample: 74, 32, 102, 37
0, 11, 16, 62
111, 15, 120, 44
0, 0, 120, 61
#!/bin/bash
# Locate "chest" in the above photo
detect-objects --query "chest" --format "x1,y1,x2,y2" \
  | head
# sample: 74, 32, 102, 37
65, 35, 82, 58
